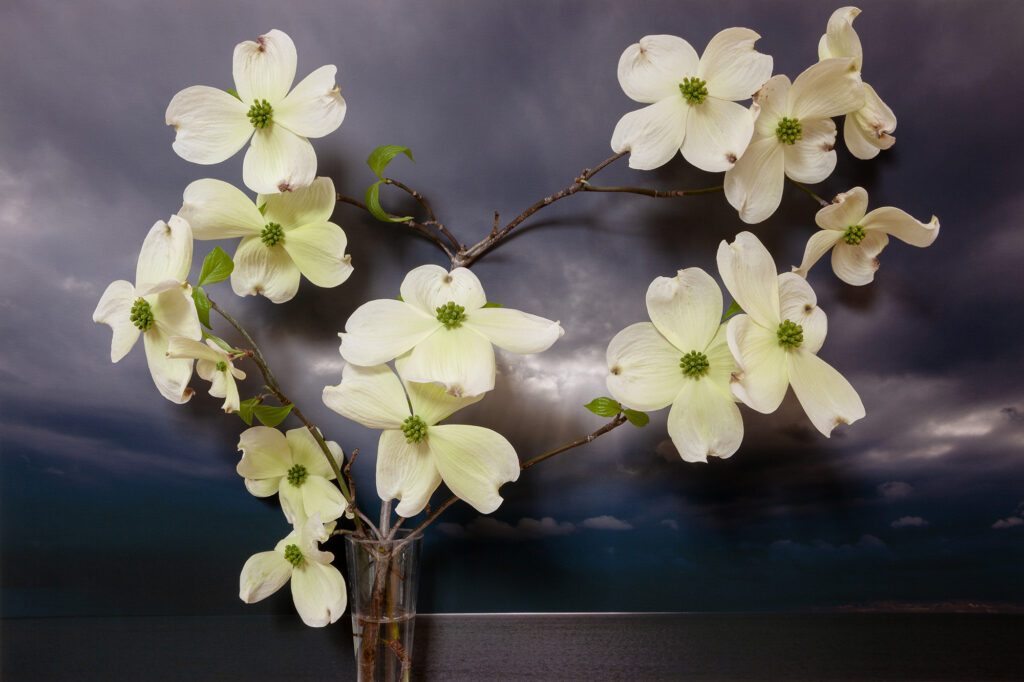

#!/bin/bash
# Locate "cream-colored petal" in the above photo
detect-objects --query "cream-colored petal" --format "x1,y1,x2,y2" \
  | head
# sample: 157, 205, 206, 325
403, 373, 484, 427
617, 34, 699, 103
751, 76, 791, 138
815, 186, 869, 230
698, 27, 773, 102
704, 323, 737, 393
135, 216, 193, 290
463, 307, 563, 354
322, 363, 409, 430
93, 280, 140, 363
844, 83, 897, 160
150, 285, 201, 342
275, 65, 347, 138
831, 231, 889, 286
863, 206, 939, 248
142, 327, 194, 404
166, 336, 223, 364
723, 136, 785, 224
818, 6, 863, 69
339, 299, 439, 367
179, 179, 264, 240
230, 236, 301, 303
165, 86, 252, 165
239, 551, 292, 603
786, 350, 865, 437
428, 425, 520, 515
258, 176, 336, 228
242, 125, 317, 194
789, 58, 864, 121
232, 29, 296, 103
645, 267, 722, 353
778, 272, 828, 354
716, 231, 780, 329
286, 427, 340, 480
290, 561, 346, 627
281, 222, 352, 288
792, 229, 843, 279
726, 314, 789, 414
681, 97, 755, 172
219, 370, 240, 413
300, 476, 346, 524
278, 478, 305, 525
400, 265, 487, 314
610, 97, 689, 171
245, 478, 280, 497
606, 322, 687, 412
782, 117, 838, 184
376, 430, 442, 518
399, 326, 495, 397
237, 426, 291, 483
667, 379, 743, 463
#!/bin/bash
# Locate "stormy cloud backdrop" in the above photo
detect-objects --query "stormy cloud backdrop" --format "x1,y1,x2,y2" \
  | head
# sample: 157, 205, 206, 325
2, 0, 1022, 623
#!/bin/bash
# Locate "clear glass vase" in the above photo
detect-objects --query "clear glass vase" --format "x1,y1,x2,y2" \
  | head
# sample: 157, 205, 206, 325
345, 529, 423, 682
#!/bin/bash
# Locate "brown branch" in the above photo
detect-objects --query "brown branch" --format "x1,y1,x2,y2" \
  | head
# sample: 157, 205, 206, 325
385, 178, 462, 252
582, 184, 723, 198
336, 192, 455, 261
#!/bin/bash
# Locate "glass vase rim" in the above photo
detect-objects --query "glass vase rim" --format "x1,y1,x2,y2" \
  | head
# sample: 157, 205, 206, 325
345, 528, 422, 547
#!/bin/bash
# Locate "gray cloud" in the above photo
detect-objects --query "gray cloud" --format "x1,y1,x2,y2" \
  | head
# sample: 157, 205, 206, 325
437, 516, 575, 541
878, 481, 913, 500
582, 515, 633, 531
891, 516, 929, 529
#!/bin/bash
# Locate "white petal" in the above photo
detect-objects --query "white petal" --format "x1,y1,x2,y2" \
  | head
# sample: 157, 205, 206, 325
219, 370, 240, 414
150, 285, 201, 341
242, 125, 317, 194
610, 98, 688, 171
339, 299, 439, 366
428, 425, 520, 515
376, 430, 442, 518
142, 327, 194, 404
716, 231, 780, 329
322, 363, 409, 430
230, 236, 301, 303
300, 476, 346, 524
286, 427, 339, 480
258, 176, 336, 228
463, 307, 563, 354
786, 350, 865, 437
778, 272, 827, 354
792, 229, 843, 279
165, 86, 252, 165
704, 323, 737, 393
844, 83, 897, 160
789, 58, 864, 121
818, 6, 863, 69
815, 186, 868, 231
93, 280, 140, 362
617, 34, 699, 103
135, 217, 193, 290
723, 137, 785, 224
863, 206, 939, 248
667, 379, 743, 462
400, 265, 486, 314
726, 314, 789, 414
245, 478, 280, 497
831, 231, 889, 286
782, 117, 838, 184
278, 478, 304, 525
239, 551, 292, 603
232, 29, 296, 103
403, 374, 484, 427
646, 267, 722, 352
275, 65, 347, 138
605, 322, 687, 412
179, 179, 263, 240
237, 426, 291, 483
752, 75, 791, 138
698, 27, 773, 101
399, 326, 496, 397
166, 336, 224, 364
291, 561, 347, 627
281, 221, 352, 288
681, 97, 754, 172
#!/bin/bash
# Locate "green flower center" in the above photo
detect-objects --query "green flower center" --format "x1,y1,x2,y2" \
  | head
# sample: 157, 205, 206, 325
679, 350, 710, 378
679, 77, 709, 104
215, 360, 228, 372
401, 415, 428, 444
775, 116, 803, 145
435, 301, 466, 329
283, 544, 304, 568
261, 222, 284, 247
247, 99, 273, 128
286, 464, 309, 487
129, 298, 154, 332
843, 224, 867, 245
777, 319, 804, 349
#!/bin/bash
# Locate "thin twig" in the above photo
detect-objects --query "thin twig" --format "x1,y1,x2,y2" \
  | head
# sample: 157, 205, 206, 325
336, 192, 454, 261
582, 184, 723, 198
788, 179, 830, 207
385, 178, 462, 252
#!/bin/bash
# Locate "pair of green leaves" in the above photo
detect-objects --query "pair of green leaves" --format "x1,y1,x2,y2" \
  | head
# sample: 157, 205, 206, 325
237, 399, 294, 428
365, 145, 415, 223
191, 246, 234, 329
584, 397, 649, 427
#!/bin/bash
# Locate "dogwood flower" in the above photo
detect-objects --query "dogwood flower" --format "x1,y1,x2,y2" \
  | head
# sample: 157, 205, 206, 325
724, 59, 864, 224
93, 216, 201, 403
717, 232, 865, 436
165, 337, 246, 413
611, 29, 773, 172
322, 362, 520, 517
166, 29, 346, 194
236, 426, 347, 525
179, 177, 352, 303
818, 7, 897, 160
794, 186, 940, 285
239, 514, 346, 628
606, 269, 741, 462
339, 265, 563, 396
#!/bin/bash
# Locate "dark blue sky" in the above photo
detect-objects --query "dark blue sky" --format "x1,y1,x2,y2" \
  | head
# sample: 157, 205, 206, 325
2, 0, 1022, 620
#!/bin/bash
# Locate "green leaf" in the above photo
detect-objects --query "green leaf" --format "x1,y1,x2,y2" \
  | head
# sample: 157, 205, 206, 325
482, 302, 503, 308
226, 88, 242, 101
197, 246, 234, 286
192, 286, 213, 329
584, 397, 621, 417
237, 398, 260, 426
366, 145, 414, 179
254, 404, 293, 428
397, 295, 404, 302
722, 300, 743, 321
202, 330, 233, 352
623, 409, 650, 427
257, 202, 267, 216
365, 181, 412, 223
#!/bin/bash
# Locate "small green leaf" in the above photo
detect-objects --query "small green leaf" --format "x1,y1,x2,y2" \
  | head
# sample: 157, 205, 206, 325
237, 398, 260, 426
254, 404, 293, 428
198, 246, 234, 286
585, 397, 622, 417
623, 409, 650, 427
722, 300, 743, 321
397, 295, 404, 302
366, 145, 414, 179
192, 286, 213, 329
365, 181, 412, 223
226, 88, 241, 101
257, 202, 267, 216
482, 302, 503, 308
202, 331, 233, 352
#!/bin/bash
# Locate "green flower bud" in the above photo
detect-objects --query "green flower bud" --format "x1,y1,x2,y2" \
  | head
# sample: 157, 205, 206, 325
283, 544, 304, 568
129, 298, 154, 332
261, 222, 284, 247
215, 360, 228, 372
247, 99, 273, 129
775, 116, 803, 145
777, 319, 804, 349
843, 224, 867, 245
679, 350, 710, 378
435, 301, 466, 329
286, 464, 309, 487
679, 77, 709, 104
401, 415, 428, 444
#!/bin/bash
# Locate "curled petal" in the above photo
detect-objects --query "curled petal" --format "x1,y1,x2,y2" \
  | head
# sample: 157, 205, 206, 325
793, 229, 843, 278
606, 322, 687, 412
611, 97, 688, 171
142, 327, 194, 404
230, 236, 301, 303
322, 363, 409, 430
778, 273, 827, 354
233, 29, 297, 104
646, 267, 722, 353
275, 65, 347, 139
428, 425, 520, 515
723, 137, 785, 224
786, 350, 865, 436
844, 83, 896, 160
151, 285, 201, 341
242, 125, 317, 194
339, 299, 439, 367
166, 336, 224, 364
399, 326, 496, 397
815, 186, 868, 231
180, 179, 264, 240
863, 207, 939, 248
782, 117, 838, 184
237, 426, 291, 483
463, 307, 563, 354
136, 216, 193, 290
377, 430, 442, 518
165, 86, 251, 165
290, 561, 347, 627
818, 6, 863, 69
726, 314, 789, 414
400, 265, 486, 314
282, 222, 352, 289
259, 176, 337, 228
831, 231, 889, 285
681, 97, 755, 173
403, 372, 484, 427
789, 58, 864, 121
617, 34, 699, 103
93, 280, 140, 362
667, 379, 743, 463
699, 27, 773, 101
239, 551, 292, 604
716, 231, 780, 329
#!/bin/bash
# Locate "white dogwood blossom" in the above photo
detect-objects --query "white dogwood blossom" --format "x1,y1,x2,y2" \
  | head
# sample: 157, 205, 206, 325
339, 265, 563, 397
724, 59, 864, 224
717, 232, 865, 436
606, 269, 742, 462
794, 186, 940, 285
179, 177, 352, 303
239, 515, 346, 628
166, 29, 346, 194
611, 29, 773, 172
93, 216, 201, 404
165, 337, 246, 413
323, 362, 520, 518
818, 7, 897, 160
